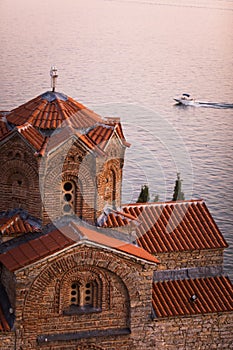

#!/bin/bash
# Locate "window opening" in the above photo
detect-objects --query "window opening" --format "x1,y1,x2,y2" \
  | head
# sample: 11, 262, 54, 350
62, 181, 75, 215
84, 282, 93, 306
69, 282, 94, 308
70, 283, 80, 306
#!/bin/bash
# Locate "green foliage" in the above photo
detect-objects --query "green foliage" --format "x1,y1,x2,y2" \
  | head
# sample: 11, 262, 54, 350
137, 185, 150, 203
172, 173, 185, 201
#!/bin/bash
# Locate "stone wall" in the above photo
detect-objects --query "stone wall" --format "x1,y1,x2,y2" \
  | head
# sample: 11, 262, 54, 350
41, 138, 97, 225
11, 245, 154, 349
96, 134, 125, 215
0, 134, 41, 219
148, 312, 233, 349
153, 265, 223, 282
41, 132, 125, 226
156, 249, 224, 271
0, 332, 15, 350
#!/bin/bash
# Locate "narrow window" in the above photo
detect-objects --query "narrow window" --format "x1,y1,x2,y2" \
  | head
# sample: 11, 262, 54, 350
62, 181, 75, 215
84, 282, 93, 306
70, 282, 80, 306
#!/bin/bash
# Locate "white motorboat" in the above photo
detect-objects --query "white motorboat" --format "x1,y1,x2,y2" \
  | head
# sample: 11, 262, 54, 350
174, 93, 195, 105
174, 94, 233, 109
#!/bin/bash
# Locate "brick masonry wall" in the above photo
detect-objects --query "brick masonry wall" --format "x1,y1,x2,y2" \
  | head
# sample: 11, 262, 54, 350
1, 243, 232, 350
12, 245, 155, 349
0, 134, 42, 219
0, 128, 126, 228
42, 134, 126, 226
0, 332, 15, 350
155, 249, 224, 271
147, 312, 233, 349
41, 139, 97, 225
96, 134, 125, 218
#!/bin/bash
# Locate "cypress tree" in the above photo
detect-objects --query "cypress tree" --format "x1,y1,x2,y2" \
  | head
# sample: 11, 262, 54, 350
172, 173, 185, 201
137, 185, 150, 203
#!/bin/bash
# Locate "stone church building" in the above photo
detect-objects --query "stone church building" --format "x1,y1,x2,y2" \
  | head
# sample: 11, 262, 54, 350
0, 72, 232, 349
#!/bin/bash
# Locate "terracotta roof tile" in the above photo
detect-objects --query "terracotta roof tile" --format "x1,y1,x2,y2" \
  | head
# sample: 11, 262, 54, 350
0, 228, 75, 271
152, 276, 233, 318
45, 126, 105, 157
4, 93, 129, 156
72, 223, 159, 264
0, 214, 40, 236
16, 122, 47, 154
0, 221, 158, 271
6, 91, 104, 130
87, 125, 114, 149
86, 123, 130, 150
101, 200, 228, 253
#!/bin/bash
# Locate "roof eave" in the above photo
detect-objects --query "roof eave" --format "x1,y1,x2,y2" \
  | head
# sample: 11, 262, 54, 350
8, 237, 157, 273
78, 239, 158, 266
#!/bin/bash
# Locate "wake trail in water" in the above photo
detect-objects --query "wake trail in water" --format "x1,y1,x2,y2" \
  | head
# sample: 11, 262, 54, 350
194, 101, 233, 109
175, 101, 233, 109
105, 0, 233, 12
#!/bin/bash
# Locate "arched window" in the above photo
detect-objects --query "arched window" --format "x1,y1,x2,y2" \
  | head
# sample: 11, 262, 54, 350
70, 282, 80, 306
62, 181, 76, 215
68, 281, 97, 312
61, 270, 104, 316
10, 172, 28, 198
9, 171, 29, 209
83, 282, 93, 306
110, 169, 117, 205
104, 168, 117, 208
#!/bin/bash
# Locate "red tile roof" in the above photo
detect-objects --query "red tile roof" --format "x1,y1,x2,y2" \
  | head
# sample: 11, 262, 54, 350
71, 223, 159, 264
6, 91, 104, 130
0, 304, 10, 332
0, 214, 40, 236
45, 122, 129, 158
87, 124, 113, 148
0, 115, 10, 141
4, 92, 129, 157
0, 116, 47, 156
16, 123, 47, 155
45, 126, 106, 157
0, 228, 75, 271
86, 123, 130, 149
152, 276, 233, 318
0, 222, 158, 272
101, 200, 228, 253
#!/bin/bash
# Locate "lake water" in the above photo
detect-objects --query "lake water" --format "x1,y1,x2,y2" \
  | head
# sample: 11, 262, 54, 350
0, 0, 232, 279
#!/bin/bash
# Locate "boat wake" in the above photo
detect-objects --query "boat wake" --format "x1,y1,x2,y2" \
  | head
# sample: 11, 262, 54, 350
194, 101, 233, 109
174, 95, 233, 109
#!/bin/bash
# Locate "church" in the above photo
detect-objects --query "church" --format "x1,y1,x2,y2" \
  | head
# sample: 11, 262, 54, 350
0, 69, 232, 349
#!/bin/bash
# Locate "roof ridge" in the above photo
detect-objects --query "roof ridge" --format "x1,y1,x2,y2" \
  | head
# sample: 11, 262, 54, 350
0, 214, 20, 233
17, 122, 31, 132
123, 198, 204, 208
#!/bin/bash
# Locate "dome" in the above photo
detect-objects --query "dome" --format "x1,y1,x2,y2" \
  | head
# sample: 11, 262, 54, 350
6, 91, 104, 130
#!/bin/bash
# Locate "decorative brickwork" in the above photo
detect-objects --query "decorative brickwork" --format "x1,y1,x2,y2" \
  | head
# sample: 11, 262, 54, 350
39, 132, 126, 226
0, 135, 41, 218
147, 313, 233, 349
0, 333, 15, 350
0, 89, 232, 349
155, 248, 224, 271
11, 245, 154, 349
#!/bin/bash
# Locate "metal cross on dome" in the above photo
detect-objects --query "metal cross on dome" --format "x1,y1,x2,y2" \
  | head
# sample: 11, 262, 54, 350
50, 66, 58, 92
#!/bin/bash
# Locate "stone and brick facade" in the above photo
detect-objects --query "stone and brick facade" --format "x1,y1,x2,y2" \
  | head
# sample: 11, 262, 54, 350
0, 81, 232, 349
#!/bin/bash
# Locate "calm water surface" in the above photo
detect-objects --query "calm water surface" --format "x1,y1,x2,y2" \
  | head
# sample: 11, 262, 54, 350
0, 0, 232, 279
